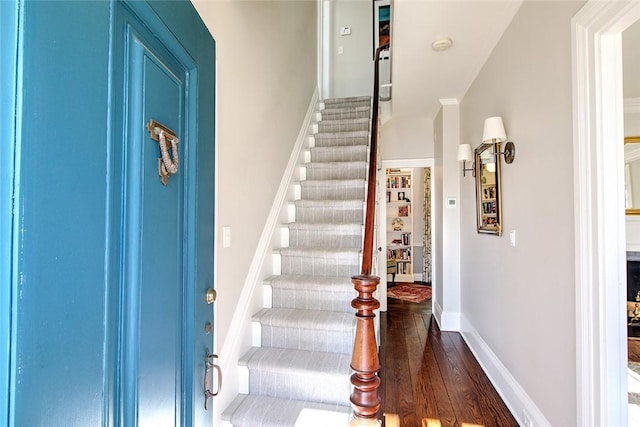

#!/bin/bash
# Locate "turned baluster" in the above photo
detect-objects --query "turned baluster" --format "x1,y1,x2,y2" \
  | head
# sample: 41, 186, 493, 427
350, 274, 381, 426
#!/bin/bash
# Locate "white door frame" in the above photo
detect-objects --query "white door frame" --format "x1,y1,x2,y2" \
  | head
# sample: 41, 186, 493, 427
573, 2, 640, 425
378, 158, 435, 312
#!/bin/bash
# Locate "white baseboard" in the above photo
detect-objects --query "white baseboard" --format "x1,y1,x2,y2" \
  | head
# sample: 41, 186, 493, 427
212, 88, 319, 425
460, 314, 551, 427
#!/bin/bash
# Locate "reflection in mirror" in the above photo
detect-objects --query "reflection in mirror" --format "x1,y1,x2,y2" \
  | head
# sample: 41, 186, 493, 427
625, 136, 640, 215
475, 142, 502, 235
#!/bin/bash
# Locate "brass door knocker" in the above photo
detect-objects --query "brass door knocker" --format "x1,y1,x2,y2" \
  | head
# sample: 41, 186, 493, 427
147, 120, 179, 185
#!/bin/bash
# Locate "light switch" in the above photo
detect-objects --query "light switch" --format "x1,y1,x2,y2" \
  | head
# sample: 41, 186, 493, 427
509, 229, 516, 247
338, 46, 344, 54
223, 226, 231, 248
340, 26, 351, 36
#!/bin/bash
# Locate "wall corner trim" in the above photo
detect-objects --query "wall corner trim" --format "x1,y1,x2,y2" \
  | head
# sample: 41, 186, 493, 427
439, 309, 461, 332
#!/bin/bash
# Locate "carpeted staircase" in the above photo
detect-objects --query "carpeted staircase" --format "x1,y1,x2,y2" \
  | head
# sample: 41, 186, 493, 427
221, 96, 372, 426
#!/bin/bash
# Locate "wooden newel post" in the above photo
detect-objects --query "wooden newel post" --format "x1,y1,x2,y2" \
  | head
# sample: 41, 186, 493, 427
350, 274, 381, 426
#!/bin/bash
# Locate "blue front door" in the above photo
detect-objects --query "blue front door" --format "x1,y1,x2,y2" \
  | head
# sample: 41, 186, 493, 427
1, 1, 215, 425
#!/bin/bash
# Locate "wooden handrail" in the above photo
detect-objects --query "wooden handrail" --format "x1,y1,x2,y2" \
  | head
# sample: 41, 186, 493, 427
361, 43, 388, 276
350, 43, 389, 426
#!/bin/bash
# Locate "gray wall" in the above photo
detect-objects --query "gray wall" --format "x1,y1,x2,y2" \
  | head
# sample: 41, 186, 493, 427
459, 2, 583, 425
330, 0, 373, 98
191, 0, 318, 353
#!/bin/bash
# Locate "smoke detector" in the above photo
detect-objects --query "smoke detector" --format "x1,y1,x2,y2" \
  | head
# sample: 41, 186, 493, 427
432, 37, 453, 52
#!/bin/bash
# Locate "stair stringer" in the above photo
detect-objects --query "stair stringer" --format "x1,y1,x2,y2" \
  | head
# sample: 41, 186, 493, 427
212, 88, 320, 426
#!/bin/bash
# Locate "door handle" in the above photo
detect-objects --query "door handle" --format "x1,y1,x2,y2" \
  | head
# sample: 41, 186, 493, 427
204, 352, 222, 410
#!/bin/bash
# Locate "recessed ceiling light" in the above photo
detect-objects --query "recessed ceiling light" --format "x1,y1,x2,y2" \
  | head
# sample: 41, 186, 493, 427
432, 37, 453, 52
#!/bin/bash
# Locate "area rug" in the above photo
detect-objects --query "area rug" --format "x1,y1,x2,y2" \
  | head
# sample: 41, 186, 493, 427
387, 284, 432, 303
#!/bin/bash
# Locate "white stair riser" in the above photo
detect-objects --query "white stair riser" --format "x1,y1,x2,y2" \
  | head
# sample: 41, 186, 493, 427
238, 365, 249, 394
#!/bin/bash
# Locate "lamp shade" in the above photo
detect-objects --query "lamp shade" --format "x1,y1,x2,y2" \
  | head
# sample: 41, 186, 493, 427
482, 116, 506, 143
457, 144, 472, 162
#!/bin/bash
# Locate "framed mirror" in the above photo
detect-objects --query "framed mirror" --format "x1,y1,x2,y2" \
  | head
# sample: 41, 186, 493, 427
475, 142, 502, 235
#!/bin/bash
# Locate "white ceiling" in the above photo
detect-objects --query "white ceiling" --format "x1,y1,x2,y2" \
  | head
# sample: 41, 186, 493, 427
390, 0, 523, 120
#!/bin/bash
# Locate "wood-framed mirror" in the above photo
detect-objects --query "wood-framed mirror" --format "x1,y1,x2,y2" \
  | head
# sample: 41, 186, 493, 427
475, 142, 503, 235
625, 136, 640, 215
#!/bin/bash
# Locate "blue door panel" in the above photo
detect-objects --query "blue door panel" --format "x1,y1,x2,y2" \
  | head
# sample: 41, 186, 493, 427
4, 0, 216, 425
11, 1, 112, 425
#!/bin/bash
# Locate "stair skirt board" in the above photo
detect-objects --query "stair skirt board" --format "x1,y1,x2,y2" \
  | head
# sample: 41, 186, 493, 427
222, 96, 372, 426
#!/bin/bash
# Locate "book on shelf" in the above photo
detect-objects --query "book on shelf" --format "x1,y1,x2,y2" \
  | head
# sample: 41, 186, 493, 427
396, 262, 411, 275
401, 233, 411, 245
387, 175, 411, 189
386, 247, 411, 260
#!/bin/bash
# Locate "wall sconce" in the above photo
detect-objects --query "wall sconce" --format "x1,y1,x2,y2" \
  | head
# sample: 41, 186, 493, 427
482, 116, 516, 164
457, 143, 474, 177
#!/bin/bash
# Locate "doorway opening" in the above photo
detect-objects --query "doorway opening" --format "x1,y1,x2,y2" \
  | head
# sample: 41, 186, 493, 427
378, 158, 434, 312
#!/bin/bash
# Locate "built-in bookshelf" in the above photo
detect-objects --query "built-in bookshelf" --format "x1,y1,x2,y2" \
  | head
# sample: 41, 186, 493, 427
386, 168, 413, 282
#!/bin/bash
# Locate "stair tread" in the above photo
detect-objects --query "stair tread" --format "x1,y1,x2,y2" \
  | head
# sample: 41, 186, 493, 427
294, 199, 364, 207
266, 274, 354, 288
253, 307, 355, 330
318, 117, 370, 125
278, 247, 361, 255
321, 105, 370, 113
315, 130, 369, 137
300, 178, 365, 185
323, 95, 371, 103
311, 144, 368, 151
222, 394, 351, 426
287, 221, 362, 230
304, 160, 366, 168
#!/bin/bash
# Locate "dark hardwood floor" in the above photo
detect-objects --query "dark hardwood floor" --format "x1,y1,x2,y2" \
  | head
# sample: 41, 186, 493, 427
379, 297, 518, 427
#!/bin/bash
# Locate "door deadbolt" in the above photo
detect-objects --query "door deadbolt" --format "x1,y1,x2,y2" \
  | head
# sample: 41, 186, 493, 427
206, 288, 217, 304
